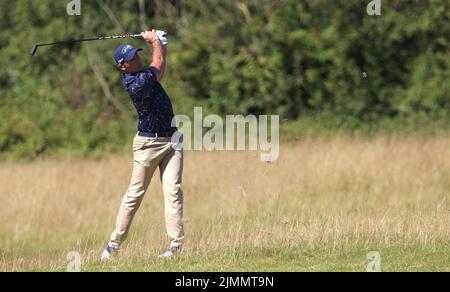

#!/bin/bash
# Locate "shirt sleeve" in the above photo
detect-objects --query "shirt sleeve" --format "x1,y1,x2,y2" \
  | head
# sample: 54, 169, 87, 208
147, 67, 158, 82
131, 68, 157, 97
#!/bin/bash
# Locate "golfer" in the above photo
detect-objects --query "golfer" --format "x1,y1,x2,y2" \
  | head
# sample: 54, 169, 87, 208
102, 30, 184, 260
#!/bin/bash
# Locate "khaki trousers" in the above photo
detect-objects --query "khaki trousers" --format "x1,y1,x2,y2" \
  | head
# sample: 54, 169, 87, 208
110, 134, 184, 248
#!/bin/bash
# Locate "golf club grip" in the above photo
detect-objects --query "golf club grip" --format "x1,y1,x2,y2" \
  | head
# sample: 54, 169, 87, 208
76, 34, 141, 42
104, 34, 142, 40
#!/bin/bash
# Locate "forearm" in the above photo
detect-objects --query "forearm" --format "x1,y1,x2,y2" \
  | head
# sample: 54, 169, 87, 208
141, 30, 168, 81
150, 40, 166, 81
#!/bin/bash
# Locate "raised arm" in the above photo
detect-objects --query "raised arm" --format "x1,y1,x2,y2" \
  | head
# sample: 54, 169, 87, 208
141, 30, 167, 81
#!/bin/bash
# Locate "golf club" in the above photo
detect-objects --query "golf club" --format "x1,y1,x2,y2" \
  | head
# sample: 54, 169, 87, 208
31, 33, 144, 57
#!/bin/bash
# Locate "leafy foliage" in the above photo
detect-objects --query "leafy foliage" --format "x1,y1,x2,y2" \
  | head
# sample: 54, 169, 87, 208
0, 0, 449, 158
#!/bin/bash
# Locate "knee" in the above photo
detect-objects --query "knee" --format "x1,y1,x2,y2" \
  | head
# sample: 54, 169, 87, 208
164, 182, 183, 195
122, 188, 145, 208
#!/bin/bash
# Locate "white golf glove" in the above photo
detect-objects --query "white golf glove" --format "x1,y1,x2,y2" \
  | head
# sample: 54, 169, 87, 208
156, 30, 168, 46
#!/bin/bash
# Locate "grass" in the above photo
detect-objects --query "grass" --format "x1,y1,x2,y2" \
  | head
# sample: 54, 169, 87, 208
0, 134, 449, 271
24, 244, 450, 272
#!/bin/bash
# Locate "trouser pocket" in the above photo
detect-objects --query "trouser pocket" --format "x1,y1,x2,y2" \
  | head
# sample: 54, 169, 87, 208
132, 136, 148, 152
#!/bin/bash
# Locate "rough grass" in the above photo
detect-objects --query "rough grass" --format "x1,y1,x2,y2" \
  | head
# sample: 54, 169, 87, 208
0, 135, 449, 271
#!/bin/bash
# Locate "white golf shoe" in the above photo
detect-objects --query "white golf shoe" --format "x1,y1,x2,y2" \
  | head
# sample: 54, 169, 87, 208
101, 242, 119, 262
159, 246, 183, 258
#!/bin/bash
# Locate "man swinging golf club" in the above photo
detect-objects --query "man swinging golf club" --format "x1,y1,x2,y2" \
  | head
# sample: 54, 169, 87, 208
102, 30, 184, 260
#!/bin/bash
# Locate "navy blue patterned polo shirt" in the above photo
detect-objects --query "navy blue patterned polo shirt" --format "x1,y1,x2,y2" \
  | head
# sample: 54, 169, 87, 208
122, 67, 177, 135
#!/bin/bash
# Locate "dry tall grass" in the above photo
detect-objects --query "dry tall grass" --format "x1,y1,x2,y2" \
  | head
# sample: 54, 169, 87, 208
0, 135, 449, 271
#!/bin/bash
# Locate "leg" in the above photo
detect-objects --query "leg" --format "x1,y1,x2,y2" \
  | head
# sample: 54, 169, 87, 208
159, 144, 185, 248
109, 136, 162, 248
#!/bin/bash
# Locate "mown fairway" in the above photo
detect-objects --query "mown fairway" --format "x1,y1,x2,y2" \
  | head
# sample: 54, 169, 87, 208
0, 135, 449, 271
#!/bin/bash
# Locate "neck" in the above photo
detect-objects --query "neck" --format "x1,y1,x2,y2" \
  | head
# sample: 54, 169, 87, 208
125, 66, 145, 74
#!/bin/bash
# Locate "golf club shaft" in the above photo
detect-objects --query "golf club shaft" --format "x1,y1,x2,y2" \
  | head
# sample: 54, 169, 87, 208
37, 33, 142, 47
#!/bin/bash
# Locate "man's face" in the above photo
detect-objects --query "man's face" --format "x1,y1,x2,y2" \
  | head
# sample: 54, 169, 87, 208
118, 53, 144, 73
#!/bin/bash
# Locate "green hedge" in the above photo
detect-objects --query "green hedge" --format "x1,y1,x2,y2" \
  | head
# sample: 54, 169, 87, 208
0, 0, 449, 158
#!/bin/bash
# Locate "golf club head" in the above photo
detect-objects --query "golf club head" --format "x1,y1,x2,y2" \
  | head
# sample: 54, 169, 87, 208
31, 45, 38, 57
